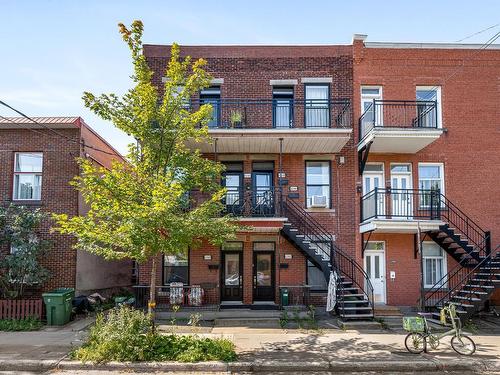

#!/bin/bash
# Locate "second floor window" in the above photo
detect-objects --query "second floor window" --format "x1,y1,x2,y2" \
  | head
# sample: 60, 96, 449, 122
418, 163, 444, 208
305, 85, 329, 128
13, 153, 43, 201
416, 86, 441, 128
305, 161, 330, 208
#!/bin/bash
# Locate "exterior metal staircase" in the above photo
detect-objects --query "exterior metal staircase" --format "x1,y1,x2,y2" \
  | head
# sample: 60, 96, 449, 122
423, 192, 497, 322
281, 197, 374, 320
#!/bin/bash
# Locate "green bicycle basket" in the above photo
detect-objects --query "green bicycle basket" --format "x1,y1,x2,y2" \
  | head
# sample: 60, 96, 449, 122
403, 317, 426, 332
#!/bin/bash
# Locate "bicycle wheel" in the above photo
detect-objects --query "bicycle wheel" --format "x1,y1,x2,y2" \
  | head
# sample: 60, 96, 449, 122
405, 332, 426, 354
451, 335, 476, 355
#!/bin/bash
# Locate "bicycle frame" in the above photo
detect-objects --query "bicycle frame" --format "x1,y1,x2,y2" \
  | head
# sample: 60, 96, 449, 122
425, 304, 467, 342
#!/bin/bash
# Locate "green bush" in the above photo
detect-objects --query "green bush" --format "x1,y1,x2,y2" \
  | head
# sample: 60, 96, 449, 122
0, 317, 43, 331
72, 305, 236, 363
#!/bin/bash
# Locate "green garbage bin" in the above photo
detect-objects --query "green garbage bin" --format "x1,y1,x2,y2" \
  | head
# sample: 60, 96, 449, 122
42, 288, 75, 326
280, 288, 289, 307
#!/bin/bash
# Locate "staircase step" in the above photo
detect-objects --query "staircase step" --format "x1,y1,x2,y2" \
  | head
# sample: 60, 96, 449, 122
453, 295, 481, 302
339, 313, 374, 319
458, 289, 487, 295
465, 284, 494, 289
340, 293, 365, 298
340, 300, 369, 305
337, 306, 373, 311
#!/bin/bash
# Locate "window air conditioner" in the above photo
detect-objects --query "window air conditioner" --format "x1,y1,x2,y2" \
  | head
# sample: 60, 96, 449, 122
310, 195, 328, 208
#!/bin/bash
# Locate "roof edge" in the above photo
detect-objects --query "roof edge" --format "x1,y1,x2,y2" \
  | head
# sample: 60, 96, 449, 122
365, 41, 500, 50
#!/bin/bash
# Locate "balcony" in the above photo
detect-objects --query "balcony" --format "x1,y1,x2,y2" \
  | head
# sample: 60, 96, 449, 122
360, 188, 445, 233
185, 99, 352, 154
358, 100, 443, 153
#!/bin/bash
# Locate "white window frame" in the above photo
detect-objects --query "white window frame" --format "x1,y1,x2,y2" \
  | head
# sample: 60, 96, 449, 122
13, 152, 43, 201
422, 242, 447, 289
418, 162, 445, 207
305, 161, 331, 209
361, 86, 383, 130
416, 86, 442, 129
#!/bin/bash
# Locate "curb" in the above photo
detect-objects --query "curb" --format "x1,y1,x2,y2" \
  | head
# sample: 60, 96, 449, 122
0, 358, 498, 373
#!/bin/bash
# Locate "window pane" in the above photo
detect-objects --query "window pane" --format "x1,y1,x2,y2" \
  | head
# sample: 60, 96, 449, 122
306, 186, 330, 203
15, 153, 43, 172
253, 242, 275, 251
224, 253, 240, 285
362, 87, 380, 96
391, 164, 410, 173
374, 256, 380, 278
305, 85, 328, 101
14, 174, 41, 200
364, 164, 383, 172
306, 162, 330, 184
423, 243, 442, 257
416, 89, 437, 101
163, 255, 188, 284
419, 165, 441, 179
366, 256, 372, 278
222, 242, 243, 251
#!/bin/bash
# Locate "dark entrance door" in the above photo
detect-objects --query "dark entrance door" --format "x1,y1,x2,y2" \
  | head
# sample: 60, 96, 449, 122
253, 251, 275, 301
221, 251, 243, 301
252, 171, 274, 216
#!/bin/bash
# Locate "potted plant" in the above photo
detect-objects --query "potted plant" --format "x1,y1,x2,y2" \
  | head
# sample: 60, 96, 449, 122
229, 110, 243, 128
0, 205, 50, 320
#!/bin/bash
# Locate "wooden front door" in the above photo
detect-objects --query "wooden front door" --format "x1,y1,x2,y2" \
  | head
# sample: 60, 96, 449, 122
221, 251, 243, 301
253, 251, 275, 301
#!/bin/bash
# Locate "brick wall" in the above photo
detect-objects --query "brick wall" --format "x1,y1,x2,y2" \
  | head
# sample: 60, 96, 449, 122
0, 128, 81, 293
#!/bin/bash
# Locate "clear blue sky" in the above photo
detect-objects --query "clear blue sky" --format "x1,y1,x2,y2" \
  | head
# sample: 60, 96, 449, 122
1, 0, 499, 154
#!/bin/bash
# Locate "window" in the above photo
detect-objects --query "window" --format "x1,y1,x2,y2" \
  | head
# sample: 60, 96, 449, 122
200, 86, 221, 128
273, 87, 294, 128
222, 242, 243, 251
306, 161, 331, 208
305, 85, 329, 128
416, 86, 441, 128
418, 163, 444, 207
360, 86, 382, 133
163, 254, 188, 285
307, 240, 330, 291
13, 153, 43, 200
423, 242, 447, 288
253, 242, 275, 251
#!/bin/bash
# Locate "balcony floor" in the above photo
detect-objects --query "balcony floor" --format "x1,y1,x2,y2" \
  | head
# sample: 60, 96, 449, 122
186, 128, 352, 153
359, 218, 445, 233
358, 127, 443, 154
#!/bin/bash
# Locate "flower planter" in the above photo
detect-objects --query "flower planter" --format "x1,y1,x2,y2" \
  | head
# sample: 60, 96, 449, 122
0, 299, 43, 320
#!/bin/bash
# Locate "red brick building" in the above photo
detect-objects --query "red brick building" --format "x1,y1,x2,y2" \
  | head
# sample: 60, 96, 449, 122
137, 37, 499, 319
0, 117, 132, 296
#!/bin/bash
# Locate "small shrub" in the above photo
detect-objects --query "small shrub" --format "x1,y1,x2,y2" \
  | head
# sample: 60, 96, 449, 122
0, 317, 42, 331
72, 305, 236, 363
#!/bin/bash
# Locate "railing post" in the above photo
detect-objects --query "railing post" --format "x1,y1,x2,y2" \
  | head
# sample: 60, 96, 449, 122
374, 187, 378, 219
485, 231, 491, 256
429, 189, 434, 220
436, 189, 441, 220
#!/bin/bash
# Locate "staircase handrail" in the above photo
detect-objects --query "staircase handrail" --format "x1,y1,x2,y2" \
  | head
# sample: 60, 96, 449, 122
282, 196, 374, 315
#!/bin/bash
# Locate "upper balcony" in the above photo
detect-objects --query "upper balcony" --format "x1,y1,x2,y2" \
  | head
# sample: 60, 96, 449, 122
185, 99, 352, 154
358, 100, 443, 154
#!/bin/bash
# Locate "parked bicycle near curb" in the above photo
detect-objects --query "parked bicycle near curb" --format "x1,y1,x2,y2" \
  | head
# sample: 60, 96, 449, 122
403, 303, 476, 355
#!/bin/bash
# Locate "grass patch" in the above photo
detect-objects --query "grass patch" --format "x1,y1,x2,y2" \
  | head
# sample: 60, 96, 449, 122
0, 317, 43, 331
72, 305, 236, 363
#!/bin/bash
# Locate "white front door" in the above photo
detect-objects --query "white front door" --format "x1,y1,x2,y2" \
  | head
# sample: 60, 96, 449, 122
390, 164, 413, 218
364, 244, 386, 304
362, 164, 385, 217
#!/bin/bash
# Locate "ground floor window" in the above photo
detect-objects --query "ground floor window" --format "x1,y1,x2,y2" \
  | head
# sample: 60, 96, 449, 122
307, 261, 327, 291
163, 253, 189, 285
423, 242, 447, 288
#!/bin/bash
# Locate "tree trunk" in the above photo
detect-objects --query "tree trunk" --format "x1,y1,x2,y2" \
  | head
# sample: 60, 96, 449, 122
148, 256, 157, 320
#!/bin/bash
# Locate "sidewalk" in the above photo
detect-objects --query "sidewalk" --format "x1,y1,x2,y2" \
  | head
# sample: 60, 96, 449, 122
1, 316, 499, 373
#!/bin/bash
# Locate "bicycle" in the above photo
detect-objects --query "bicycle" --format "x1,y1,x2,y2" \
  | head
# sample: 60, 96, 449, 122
403, 303, 476, 355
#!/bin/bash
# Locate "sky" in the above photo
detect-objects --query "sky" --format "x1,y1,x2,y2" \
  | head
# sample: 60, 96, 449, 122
1, 0, 499, 154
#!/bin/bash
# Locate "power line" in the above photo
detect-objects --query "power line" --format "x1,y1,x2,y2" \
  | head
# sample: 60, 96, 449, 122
0, 100, 118, 156
455, 23, 500, 43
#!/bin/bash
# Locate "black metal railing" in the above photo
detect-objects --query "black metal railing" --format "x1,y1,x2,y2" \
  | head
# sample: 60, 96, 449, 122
360, 188, 442, 222
190, 99, 351, 129
223, 187, 280, 217
133, 285, 219, 311
359, 100, 438, 141
282, 197, 374, 316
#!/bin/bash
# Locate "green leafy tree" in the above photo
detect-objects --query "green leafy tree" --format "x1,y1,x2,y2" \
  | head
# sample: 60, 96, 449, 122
0, 205, 51, 299
52, 21, 238, 314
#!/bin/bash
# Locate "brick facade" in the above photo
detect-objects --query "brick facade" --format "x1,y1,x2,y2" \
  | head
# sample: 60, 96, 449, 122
141, 40, 499, 308
0, 118, 132, 297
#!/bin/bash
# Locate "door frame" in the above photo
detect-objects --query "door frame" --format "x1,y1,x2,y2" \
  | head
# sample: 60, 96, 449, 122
362, 162, 385, 218
251, 162, 275, 216
222, 170, 244, 214
252, 248, 276, 302
363, 241, 387, 305
220, 250, 243, 302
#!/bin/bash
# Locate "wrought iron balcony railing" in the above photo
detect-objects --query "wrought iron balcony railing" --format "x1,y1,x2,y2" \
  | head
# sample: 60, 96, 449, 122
359, 100, 438, 142
222, 187, 280, 217
360, 188, 442, 222
189, 99, 351, 129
